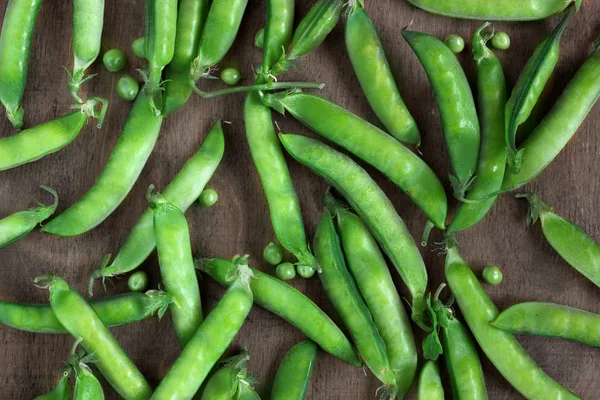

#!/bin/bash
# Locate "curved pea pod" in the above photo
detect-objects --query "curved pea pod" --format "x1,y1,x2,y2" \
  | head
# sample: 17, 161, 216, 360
150, 268, 253, 400
271, 340, 317, 400
279, 133, 428, 329
314, 208, 397, 394
404, 0, 577, 21
417, 361, 444, 400
262, 0, 294, 72
326, 193, 416, 398
73, 364, 105, 400
200, 257, 361, 367
444, 247, 581, 399
0, 186, 57, 248
448, 24, 507, 233
42, 91, 163, 237
516, 193, 600, 287
402, 30, 480, 190
89, 120, 223, 287
40, 276, 152, 400
262, 91, 447, 229
0, 97, 107, 171
441, 318, 488, 400
345, 1, 419, 146
244, 91, 319, 274
145, 0, 178, 91
200, 350, 253, 400
0, 0, 42, 129
34, 371, 71, 400
492, 302, 600, 347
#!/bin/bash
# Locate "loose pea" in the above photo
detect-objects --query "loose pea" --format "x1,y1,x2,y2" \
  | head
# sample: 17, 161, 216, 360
445, 34, 465, 54
255, 28, 265, 49
263, 242, 284, 266
127, 271, 148, 292
276, 262, 296, 281
117, 76, 139, 101
220, 67, 241, 85
491, 32, 511, 50
102, 48, 126, 72
483, 266, 503, 286
297, 263, 316, 279
132, 37, 146, 59
198, 188, 218, 207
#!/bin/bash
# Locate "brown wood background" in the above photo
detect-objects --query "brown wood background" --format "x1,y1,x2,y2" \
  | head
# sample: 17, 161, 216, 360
1, 0, 599, 398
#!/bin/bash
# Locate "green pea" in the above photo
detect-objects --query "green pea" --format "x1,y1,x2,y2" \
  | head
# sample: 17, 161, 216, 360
276, 262, 296, 281
102, 48, 126, 72
198, 188, 218, 207
445, 34, 465, 54
127, 271, 148, 292
132, 37, 146, 59
296, 264, 315, 279
483, 266, 503, 286
117, 75, 139, 101
491, 31, 511, 50
255, 28, 265, 49
220, 67, 241, 86
263, 242, 284, 266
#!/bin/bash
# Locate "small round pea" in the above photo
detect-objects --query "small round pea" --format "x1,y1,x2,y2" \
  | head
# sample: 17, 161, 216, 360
103, 48, 127, 72
255, 28, 265, 49
132, 37, 146, 59
128, 271, 149, 292
276, 262, 296, 281
117, 76, 140, 101
491, 32, 511, 50
444, 34, 465, 54
263, 242, 284, 266
296, 264, 315, 279
220, 68, 241, 86
198, 189, 218, 207
482, 266, 503, 286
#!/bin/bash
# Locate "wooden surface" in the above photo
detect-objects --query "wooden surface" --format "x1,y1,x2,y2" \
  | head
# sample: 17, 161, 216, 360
1, 0, 599, 398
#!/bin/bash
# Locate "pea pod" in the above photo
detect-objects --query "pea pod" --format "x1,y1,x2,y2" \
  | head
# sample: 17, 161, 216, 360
516, 193, 600, 287
0, 0, 42, 129
238, 384, 261, 400
34, 371, 70, 400
150, 267, 253, 400
271, 340, 317, 400
89, 120, 223, 288
448, 24, 506, 233
150, 190, 202, 346
145, 0, 178, 94
402, 30, 480, 192
314, 208, 397, 394
0, 291, 172, 334
279, 133, 428, 328
345, 1, 419, 146
418, 361, 444, 400
200, 350, 253, 400
326, 193, 417, 398
444, 246, 580, 399
42, 92, 163, 237
492, 302, 600, 347
73, 363, 104, 400
200, 257, 360, 367
262, 91, 447, 229
262, 0, 295, 72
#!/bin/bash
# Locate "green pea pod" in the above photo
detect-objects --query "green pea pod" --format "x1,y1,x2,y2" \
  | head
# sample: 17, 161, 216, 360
34, 371, 71, 400
0, 291, 172, 334
200, 350, 252, 400
405, 0, 576, 21
502, 39, 600, 191
516, 193, 600, 287
402, 30, 480, 190
492, 302, 600, 347
448, 24, 507, 233
271, 340, 317, 400
40, 276, 152, 400
145, 0, 178, 91
200, 257, 360, 367
238, 384, 261, 400
417, 361, 444, 400
441, 318, 488, 400
42, 92, 163, 237
444, 247, 581, 400
150, 191, 202, 347
262, 91, 447, 229
345, 1, 420, 146
0, 0, 42, 129
505, 4, 578, 172
262, 0, 295, 72
279, 133, 428, 329
89, 120, 223, 287
314, 208, 397, 394
326, 194, 416, 398
68, 0, 104, 101
74, 364, 105, 400
150, 267, 253, 400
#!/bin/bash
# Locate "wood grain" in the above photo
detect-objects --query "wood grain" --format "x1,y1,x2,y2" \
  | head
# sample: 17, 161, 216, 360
1, 0, 599, 398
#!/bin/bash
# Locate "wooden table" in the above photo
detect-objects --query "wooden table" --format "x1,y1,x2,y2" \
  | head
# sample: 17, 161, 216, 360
1, 0, 598, 398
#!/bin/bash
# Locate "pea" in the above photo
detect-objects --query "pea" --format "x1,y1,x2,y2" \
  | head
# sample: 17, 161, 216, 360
128, 271, 149, 292
276, 262, 296, 281
297, 264, 316, 279
198, 189, 218, 207
220, 67, 241, 86
132, 37, 146, 59
263, 242, 284, 266
444, 34, 465, 54
102, 48, 126, 72
483, 265, 503, 286
116, 76, 139, 101
255, 28, 265, 49
491, 32, 511, 50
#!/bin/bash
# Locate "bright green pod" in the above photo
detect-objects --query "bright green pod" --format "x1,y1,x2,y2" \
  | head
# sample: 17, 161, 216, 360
34, 371, 70, 400
417, 361, 444, 400
238, 384, 261, 400
145, 0, 178, 90
271, 340, 318, 400
73, 365, 105, 400
199, 351, 251, 400
262, 0, 294, 72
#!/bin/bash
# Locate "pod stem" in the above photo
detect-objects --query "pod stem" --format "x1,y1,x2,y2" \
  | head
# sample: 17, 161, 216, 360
192, 81, 324, 99
74, 96, 109, 128
515, 192, 552, 225
145, 290, 175, 319
88, 254, 113, 296
421, 220, 435, 247
38, 185, 59, 212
